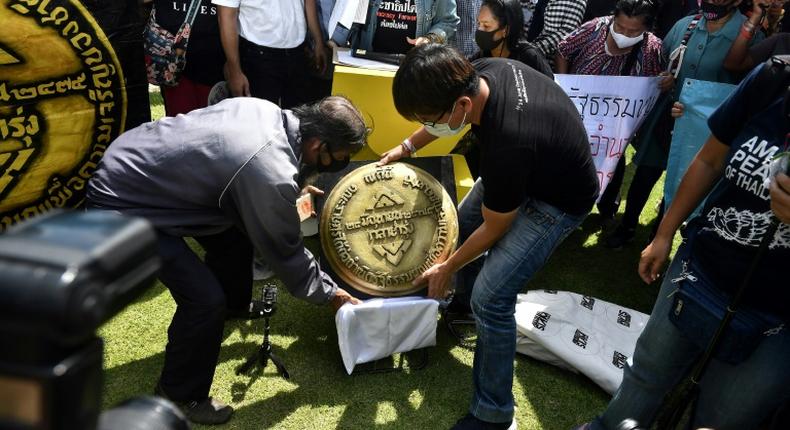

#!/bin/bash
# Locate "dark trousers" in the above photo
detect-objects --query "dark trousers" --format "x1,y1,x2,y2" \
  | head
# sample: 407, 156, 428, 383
597, 155, 626, 218
156, 227, 253, 401
620, 164, 665, 229
239, 37, 313, 109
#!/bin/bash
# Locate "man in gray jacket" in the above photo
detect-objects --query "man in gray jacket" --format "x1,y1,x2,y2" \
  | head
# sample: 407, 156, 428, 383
87, 95, 365, 425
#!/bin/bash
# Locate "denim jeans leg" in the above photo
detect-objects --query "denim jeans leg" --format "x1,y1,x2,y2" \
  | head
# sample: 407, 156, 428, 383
592, 252, 700, 430
469, 199, 584, 423
693, 310, 790, 429
454, 179, 485, 305
593, 249, 790, 430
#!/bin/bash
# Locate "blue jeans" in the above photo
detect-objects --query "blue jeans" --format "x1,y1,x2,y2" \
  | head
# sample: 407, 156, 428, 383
458, 179, 586, 423
592, 245, 790, 430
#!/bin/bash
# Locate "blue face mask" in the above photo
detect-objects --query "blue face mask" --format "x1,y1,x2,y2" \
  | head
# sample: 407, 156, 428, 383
423, 102, 467, 137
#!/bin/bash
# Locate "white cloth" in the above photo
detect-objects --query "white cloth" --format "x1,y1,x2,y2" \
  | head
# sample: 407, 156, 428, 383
514, 290, 649, 395
335, 297, 438, 374
211, 0, 306, 48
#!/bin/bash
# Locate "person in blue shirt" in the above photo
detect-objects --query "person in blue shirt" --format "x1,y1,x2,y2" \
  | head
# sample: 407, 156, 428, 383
575, 58, 790, 430
606, 0, 765, 249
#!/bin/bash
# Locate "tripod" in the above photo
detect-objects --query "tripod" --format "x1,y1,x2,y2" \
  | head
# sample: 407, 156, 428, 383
235, 284, 290, 380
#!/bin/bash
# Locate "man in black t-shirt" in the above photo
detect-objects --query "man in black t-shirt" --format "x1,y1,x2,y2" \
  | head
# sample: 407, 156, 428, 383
381, 44, 599, 430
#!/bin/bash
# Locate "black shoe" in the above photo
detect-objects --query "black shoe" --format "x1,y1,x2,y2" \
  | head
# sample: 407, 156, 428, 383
451, 413, 516, 430
155, 383, 233, 425
604, 225, 635, 249
599, 214, 618, 232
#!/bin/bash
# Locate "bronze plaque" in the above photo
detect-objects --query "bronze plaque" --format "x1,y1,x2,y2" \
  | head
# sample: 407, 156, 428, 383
320, 163, 458, 297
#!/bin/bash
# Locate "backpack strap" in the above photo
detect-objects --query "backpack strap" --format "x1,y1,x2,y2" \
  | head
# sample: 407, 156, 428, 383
173, 0, 203, 49
667, 14, 702, 77
680, 14, 702, 47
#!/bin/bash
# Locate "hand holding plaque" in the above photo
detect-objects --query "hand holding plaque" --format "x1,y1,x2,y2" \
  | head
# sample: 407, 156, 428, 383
412, 261, 453, 299
331, 288, 363, 312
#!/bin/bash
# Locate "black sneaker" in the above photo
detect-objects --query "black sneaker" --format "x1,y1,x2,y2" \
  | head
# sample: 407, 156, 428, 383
451, 413, 516, 430
604, 225, 635, 249
155, 383, 233, 425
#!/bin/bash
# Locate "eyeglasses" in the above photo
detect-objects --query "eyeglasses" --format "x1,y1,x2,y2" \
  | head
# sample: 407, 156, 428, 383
417, 110, 448, 128
417, 102, 458, 127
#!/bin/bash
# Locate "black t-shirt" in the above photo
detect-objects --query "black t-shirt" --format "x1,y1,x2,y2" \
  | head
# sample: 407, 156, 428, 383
691, 64, 790, 320
371, 0, 417, 54
469, 42, 554, 79
471, 58, 599, 215
153, 0, 225, 85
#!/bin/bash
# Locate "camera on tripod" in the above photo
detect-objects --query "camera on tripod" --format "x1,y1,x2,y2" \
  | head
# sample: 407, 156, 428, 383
250, 283, 278, 318
0, 210, 189, 430
236, 282, 290, 379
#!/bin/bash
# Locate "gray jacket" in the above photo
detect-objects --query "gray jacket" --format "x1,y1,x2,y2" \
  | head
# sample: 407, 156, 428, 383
87, 98, 337, 304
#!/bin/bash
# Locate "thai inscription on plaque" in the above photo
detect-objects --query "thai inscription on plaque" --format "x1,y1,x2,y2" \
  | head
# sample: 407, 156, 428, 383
320, 163, 459, 297
0, 0, 128, 230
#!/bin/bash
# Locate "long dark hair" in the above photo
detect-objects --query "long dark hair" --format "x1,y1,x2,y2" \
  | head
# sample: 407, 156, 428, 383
613, 0, 657, 29
481, 0, 525, 53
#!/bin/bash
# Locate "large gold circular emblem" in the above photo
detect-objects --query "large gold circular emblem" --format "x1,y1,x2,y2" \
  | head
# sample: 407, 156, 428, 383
0, 0, 127, 230
320, 163, 459, 297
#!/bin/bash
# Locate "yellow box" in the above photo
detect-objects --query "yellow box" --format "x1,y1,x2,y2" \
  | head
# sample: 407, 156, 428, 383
331, 65, 473, 200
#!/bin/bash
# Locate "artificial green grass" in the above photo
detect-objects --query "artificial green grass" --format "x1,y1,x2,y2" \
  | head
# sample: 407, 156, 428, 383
97, 93, 675, 429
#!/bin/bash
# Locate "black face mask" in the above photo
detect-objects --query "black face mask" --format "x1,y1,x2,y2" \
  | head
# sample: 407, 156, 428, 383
475, 28, 505, 52
701, 1, 735, 21
316, 144, 350, 173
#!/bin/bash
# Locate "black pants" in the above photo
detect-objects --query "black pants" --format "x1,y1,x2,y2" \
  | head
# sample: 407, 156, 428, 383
597, 155, 626, 218
620, 164, 665, 229
239, 37, 314, 109
157, 227, 253, 401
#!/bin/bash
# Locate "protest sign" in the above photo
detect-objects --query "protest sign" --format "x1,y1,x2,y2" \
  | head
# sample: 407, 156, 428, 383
556, 74, 662, 198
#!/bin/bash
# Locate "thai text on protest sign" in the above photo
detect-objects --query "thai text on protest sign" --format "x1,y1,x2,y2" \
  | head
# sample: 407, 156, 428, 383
555, 74, 662, 199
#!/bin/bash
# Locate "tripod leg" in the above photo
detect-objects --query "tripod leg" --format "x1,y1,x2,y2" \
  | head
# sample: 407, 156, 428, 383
236, 351, 260, 375
269, 352, 290, 380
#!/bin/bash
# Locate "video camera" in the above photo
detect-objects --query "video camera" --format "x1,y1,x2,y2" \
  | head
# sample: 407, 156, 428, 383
250, 283, 278, 319
0, 210, 188, 430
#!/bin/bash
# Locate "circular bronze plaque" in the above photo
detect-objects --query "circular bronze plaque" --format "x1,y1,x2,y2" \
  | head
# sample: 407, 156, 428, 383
320, 163, 458, 297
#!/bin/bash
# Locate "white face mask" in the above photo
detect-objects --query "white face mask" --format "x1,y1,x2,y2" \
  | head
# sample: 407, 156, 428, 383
423, 102, 467, 137
609, 22, 644, 49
